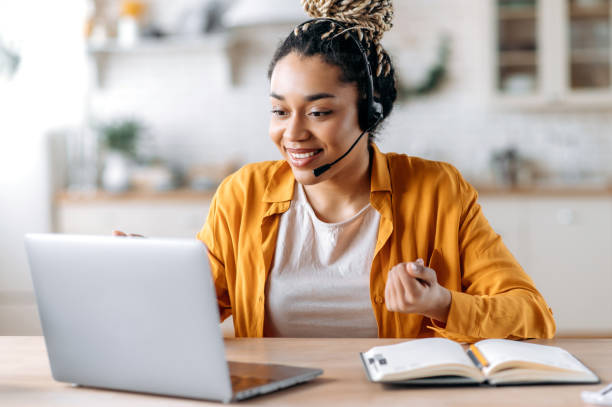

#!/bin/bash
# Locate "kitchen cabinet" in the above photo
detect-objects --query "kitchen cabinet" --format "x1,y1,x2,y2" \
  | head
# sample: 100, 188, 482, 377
524, 197, 612, 334
479, 193, 612, 335
55, 190, 212, 238
55, 190, 612, 336
477, 196, 527, 266
54, 190, 237, 335
488, 0, 612, 107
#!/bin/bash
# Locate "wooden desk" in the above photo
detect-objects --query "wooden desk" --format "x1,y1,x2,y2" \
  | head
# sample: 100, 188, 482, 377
2, 337, 611, 406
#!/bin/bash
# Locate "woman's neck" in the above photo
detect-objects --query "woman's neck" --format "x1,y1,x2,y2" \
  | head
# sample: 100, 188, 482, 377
302, 145, 372, 223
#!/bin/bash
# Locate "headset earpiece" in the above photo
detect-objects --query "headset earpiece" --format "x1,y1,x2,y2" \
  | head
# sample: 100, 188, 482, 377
369, 99, 383, 130
359, 98, 383, 131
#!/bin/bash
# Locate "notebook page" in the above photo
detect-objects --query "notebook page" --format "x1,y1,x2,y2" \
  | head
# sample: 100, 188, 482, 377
363, 338, 475, 373
475, 339, 592, 375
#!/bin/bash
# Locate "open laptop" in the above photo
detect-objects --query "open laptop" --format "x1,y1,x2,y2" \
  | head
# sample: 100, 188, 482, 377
24, 233, 323, 403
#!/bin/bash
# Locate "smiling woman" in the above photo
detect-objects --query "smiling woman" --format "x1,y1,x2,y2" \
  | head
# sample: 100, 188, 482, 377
268, 53, 369, 218
197, 0, 556, 341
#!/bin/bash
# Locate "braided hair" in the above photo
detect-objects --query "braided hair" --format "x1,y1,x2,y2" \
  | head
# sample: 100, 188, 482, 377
268, 0, 397, 137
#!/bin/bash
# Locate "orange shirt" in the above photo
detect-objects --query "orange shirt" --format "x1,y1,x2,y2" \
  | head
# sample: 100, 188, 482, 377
197, 144, 556, 342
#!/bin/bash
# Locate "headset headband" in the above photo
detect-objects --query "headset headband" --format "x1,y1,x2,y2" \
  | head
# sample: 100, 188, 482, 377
294, 17, 381, 128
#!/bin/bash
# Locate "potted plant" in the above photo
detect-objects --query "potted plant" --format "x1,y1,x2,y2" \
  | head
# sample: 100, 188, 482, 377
98, 119, 142, 192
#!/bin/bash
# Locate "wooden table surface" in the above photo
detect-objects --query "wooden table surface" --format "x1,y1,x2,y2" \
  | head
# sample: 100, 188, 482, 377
1, 337, 611, 406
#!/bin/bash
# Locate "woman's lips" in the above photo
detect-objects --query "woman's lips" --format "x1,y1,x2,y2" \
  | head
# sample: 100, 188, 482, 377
285, 148, 323, 168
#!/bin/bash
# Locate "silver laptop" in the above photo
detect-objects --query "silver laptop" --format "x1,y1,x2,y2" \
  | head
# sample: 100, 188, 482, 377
24, 233, 322, 403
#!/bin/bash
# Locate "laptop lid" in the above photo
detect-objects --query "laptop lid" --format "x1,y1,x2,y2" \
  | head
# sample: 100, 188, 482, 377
25, 234, 234, 402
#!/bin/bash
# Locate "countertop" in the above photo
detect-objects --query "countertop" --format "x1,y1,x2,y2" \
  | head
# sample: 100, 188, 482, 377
55, 184, 612, 203
56, 188, 215, 203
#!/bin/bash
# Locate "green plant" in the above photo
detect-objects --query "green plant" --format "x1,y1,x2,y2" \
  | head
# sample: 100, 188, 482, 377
397, 36, 450, 100
98, 119, 142, 158
0, 36, 20, 80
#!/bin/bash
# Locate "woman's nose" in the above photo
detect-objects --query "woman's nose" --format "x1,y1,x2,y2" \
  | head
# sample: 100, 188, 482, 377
284, 116, 309, 141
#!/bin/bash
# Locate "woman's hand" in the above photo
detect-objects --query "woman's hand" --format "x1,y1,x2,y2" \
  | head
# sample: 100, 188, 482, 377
384, 259, 451, 323
112, 230, 145, 237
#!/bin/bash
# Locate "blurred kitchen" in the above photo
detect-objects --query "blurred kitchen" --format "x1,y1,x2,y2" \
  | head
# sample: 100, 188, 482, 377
1, 0, 611, 336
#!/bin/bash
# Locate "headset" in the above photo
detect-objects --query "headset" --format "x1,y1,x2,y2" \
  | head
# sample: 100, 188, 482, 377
292, 18, 383, 177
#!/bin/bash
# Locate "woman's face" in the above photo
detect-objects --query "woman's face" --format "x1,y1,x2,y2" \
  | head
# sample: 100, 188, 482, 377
269, 52, 366, 186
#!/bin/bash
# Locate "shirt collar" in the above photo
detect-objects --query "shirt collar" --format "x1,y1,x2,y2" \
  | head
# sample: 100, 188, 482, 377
262, 160, 295, 203
369, 143, 392, 193
262, 143, 391, 203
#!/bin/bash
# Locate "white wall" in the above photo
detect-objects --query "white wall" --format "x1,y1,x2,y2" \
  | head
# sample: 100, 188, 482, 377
87, 0, 612, 181
0, 0, 88, 334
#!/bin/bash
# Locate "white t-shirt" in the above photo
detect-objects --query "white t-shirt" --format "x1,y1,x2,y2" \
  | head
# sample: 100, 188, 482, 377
264, 183, 380, 337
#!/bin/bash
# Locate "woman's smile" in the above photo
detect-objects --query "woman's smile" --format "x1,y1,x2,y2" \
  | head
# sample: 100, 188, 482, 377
285, 148, 324, 167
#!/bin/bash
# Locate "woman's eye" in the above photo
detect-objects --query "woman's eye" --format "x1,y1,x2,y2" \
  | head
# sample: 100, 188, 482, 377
309, 110, 332, 117
271, 109, 287, 117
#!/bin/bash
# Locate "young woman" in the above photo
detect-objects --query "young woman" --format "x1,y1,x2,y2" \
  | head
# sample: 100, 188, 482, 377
196, 0, 555, 341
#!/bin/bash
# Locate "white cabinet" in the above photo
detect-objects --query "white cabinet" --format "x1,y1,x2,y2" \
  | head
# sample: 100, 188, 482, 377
479, 194, 612, 335
479, 196, 527, 267
524, 198, 612, 334
487, 0, 612, 107
55, 192, 212, 238
53, 191, 236, 334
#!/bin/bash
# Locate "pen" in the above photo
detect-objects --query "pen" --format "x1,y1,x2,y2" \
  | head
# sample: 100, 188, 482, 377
468, 344, 489, 369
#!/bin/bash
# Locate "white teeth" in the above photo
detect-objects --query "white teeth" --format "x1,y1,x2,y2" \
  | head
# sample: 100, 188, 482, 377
290, 151, 319, 159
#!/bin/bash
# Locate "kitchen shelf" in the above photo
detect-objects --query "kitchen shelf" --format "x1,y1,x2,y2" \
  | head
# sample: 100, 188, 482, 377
490, 0, 612, 108
569, 4, 610, 19
499, 50, 537, 66
87, 34, 230, 87
570, 47, 610, 63
87, 34, 228, 55
498, 6, 537, 20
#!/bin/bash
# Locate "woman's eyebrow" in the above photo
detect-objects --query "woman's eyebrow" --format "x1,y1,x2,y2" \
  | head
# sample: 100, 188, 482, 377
269, 92, 336, 101
305, 92, 335, 101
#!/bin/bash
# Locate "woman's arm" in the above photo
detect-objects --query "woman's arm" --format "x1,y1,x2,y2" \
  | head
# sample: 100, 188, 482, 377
196, 193, 233, 322
429, 175, 556, 342
384, 167, 555, 342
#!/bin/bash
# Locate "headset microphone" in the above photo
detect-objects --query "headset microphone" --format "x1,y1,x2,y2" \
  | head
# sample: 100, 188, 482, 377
313, 129, 367, 177
302, 17, 383, 178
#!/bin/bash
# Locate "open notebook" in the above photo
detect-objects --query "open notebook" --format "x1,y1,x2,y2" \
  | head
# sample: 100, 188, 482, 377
360, 338, 599, 386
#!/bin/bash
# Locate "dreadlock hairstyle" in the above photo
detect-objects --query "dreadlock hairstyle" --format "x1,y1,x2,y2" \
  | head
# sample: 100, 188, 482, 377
268, 0, 397, 137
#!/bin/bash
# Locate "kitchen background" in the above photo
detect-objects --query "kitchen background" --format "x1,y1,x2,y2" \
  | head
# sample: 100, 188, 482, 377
1, 0, 611, 336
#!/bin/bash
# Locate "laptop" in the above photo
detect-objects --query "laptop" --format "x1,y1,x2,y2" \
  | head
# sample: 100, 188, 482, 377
24, 233, 323, 403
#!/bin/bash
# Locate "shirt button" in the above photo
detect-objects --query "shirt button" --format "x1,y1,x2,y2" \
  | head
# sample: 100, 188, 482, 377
258, 296, 264, 303
375, 295, 384, 304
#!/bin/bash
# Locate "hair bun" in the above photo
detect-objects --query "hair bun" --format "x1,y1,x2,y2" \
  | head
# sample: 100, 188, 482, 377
301, 0, 393, 43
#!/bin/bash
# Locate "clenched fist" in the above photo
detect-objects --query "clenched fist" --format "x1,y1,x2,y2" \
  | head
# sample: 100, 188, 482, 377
384, 258, 451, 323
